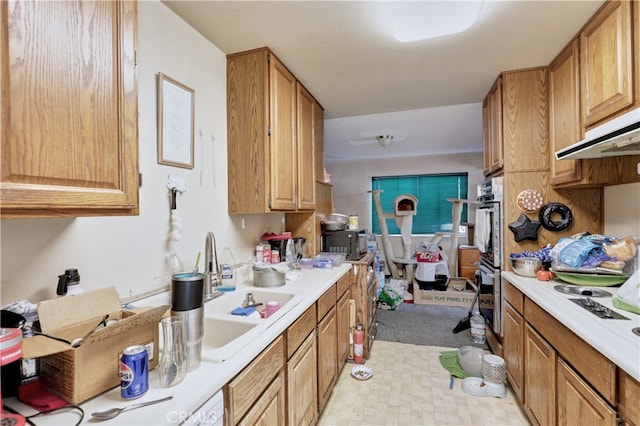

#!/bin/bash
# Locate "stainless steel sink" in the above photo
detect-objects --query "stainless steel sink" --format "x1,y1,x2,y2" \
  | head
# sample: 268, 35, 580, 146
553, 285, 612, 298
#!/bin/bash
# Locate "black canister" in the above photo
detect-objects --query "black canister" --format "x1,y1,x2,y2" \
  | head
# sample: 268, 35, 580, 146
171, 273, 204, 311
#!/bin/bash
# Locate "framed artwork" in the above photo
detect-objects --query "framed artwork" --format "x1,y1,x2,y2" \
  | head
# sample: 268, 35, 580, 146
157, 73, 195, 169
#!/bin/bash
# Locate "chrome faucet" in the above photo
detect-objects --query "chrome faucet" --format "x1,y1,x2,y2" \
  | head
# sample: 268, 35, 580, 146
203, 231, 222, 301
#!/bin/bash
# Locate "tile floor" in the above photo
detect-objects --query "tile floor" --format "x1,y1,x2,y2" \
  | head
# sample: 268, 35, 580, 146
318, 341, 531, 426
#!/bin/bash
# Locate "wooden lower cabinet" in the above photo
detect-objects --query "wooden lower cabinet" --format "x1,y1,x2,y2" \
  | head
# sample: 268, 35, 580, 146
618, 369, 640, 426
238, 370, 286, 426
287, 332, 318, 426
503, 302, 525, 403
317, 306, 337, 413
524, 323, 557, 426
348, 251, 377, 360
557, 359, 616, 426
336, 287, 351, 371
226, 336, 285, 425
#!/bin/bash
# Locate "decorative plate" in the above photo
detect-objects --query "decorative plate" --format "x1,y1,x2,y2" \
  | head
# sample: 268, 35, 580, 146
517, 189, 544, 213
351, 365, 374, 380
554, 271, 628, 287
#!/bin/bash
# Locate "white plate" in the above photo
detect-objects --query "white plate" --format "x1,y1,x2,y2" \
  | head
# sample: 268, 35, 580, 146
351, 365, 373, 380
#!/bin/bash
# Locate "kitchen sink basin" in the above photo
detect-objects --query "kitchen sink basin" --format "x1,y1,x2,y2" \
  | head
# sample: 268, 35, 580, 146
202, 317, 257, 350
204, 288, 296, 316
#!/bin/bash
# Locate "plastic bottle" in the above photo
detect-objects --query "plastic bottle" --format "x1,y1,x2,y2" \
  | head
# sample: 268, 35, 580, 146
353, 323, 364, 364
470, 310, 486, 344
218, 247, 236, 292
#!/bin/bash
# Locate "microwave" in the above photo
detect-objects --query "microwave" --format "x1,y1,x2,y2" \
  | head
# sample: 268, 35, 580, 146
321, 230, 367, 261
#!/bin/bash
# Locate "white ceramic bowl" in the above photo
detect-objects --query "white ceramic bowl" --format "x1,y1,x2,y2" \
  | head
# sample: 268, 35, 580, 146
457, 346, 486, 377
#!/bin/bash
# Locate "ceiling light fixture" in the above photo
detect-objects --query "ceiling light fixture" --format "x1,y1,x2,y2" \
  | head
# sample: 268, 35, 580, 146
376, 1, 485, 42
376, 135, 394, 148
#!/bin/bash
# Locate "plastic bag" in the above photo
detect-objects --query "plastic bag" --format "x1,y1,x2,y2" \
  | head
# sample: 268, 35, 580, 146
612, 270, 640, 315
377, 279, 405, 310
551, 237, 604, 268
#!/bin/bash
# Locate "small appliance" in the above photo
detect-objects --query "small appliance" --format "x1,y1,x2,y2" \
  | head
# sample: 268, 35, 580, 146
321, 230, 366, 261
170, 273, 204, 372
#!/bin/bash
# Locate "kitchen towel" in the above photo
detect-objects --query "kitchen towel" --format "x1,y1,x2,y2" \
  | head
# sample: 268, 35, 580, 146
230, 306, 255, 316
474, 209, 490, 253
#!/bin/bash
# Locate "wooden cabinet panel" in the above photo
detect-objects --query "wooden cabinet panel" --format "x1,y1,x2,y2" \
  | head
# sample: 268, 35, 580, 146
287, 304, 316, 359
317, 284, 336, 321
313, 100, 325, 183
287, 332, 317, 426
336, 288, 351, 371
482, 79, 504, 175
317, 307, 337, 413
227, 336, 285, 425
1, 0, 139, 217
269, 55, 297, 210
557, 359, 616, 426
525, 297, 616, 405
348, 251, 376, 360
296, 83, 315, 210
580, 0, 634, 127
618, 368, 640, 426
504, 281, 524, 314
502, 69, 549, 173
503, 303, 525, 403
524, 323, 556, 426
238, 370, 286, 426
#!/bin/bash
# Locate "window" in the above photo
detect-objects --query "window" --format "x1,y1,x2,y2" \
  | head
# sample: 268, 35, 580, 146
371, 173, 469, 234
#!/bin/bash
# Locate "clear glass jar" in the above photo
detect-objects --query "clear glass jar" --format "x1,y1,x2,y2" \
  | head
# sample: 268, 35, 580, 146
158, 316, 187, 387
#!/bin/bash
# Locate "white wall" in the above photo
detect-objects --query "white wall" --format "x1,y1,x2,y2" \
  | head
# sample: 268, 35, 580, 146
0, 1, 283, 305
326, 152, 485, 233
604, 182, 640, 237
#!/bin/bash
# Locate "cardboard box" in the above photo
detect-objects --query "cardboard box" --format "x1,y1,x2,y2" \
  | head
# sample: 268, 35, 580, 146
412, 277, 494, 309
22, 287, 169, 404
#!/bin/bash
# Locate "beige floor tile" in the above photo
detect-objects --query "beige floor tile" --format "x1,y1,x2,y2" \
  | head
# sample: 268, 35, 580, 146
319, 340, 530, 426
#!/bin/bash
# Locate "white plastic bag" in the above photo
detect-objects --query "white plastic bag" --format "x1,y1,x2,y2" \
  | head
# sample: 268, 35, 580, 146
612, 270, 640, 315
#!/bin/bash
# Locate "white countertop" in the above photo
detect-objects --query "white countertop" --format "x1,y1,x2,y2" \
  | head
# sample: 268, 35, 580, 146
502, 271, 640, 382
5, 264, 352, 425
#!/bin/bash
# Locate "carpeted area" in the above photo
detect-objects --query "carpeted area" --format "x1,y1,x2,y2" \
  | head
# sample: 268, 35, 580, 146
376, 302, 488, 349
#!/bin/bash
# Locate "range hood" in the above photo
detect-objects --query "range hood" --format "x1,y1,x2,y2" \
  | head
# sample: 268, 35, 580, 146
555, 107, 640, 160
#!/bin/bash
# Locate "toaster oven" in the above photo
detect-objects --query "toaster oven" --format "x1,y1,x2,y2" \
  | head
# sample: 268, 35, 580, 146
321, 230, 367, 261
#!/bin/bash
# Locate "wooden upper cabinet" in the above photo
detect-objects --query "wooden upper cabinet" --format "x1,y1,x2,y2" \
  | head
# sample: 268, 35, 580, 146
550, 39, 584, 186
228, 47, 322, 214
313, 101, 325, 183
482, 78, 503, 175
296, 83, 315, 210
483, 68, 548, 176
580, 0, 634, 127
1, 0, 139, 217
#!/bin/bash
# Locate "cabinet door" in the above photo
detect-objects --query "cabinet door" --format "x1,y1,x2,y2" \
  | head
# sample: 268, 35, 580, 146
317, 307, 337, 413
296, 83, 315, 210
503, 303, 525, 403
482, 79, 503, 175
524, 323, 556, 426
313, 101, 325, 185
336, 288, 351, 371
1, 0, 138, 217
580, 0, 634, 126
556, 359, 616, 426
287, 332, 317, 426
549, 39, 583, 186
238, 370, 286, 426
269, 55, 297, 210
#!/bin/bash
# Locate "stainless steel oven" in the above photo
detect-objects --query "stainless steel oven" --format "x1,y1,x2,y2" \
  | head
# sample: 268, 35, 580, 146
475, 176, 504, 336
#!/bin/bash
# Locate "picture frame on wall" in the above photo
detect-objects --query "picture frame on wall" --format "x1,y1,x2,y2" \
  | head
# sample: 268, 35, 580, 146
157, 73, 195, 169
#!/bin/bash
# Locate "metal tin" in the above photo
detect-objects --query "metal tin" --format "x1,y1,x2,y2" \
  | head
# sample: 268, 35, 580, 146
348, 215, 359, 230
120, 345, 149, 399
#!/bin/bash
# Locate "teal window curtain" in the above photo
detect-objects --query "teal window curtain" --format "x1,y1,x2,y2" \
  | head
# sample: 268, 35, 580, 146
371, 173, 469, 234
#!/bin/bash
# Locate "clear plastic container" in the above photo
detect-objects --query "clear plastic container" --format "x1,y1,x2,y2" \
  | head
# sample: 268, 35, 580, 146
470, 310, 486, 344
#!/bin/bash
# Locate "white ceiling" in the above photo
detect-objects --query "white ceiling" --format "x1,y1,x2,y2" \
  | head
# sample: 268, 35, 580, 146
162, 0, 605, 163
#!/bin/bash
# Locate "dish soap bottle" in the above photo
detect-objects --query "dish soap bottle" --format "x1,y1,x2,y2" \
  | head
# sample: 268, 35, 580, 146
218, 247, 236, 292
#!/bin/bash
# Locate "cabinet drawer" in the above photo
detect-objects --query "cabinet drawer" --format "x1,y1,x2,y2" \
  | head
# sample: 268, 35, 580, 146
524, 298, 616, 405
227, 335, 285, 425
458, 246, 480, 266
317, 285, 336, 320
505, 281, 524, 314
336, 273, 350, 298
458, 265, 478, 281
287, 305, 317, 358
